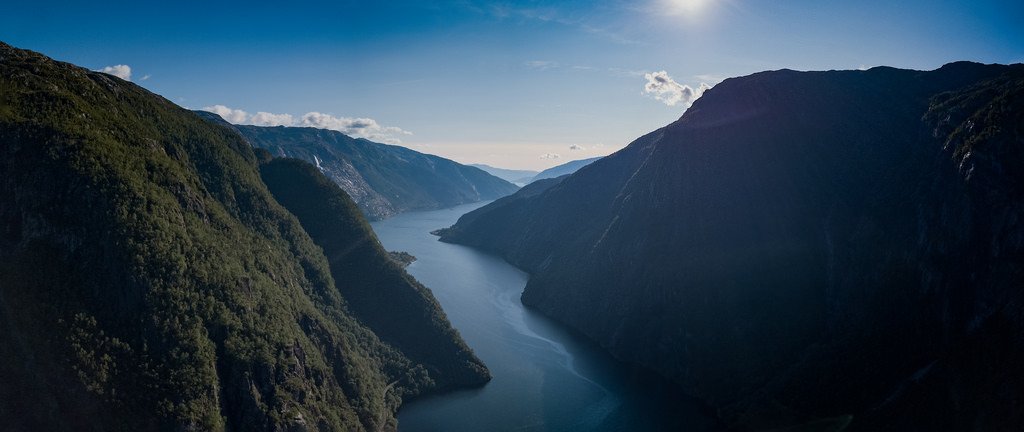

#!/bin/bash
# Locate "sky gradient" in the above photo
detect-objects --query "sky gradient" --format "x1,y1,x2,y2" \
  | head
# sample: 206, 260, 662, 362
3, 0, 1022, 169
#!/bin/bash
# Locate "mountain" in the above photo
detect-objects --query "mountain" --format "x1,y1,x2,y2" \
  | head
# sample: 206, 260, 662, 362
529, 157, 602, 183
438, 62, 1024, 430
468, 164, 538, 185
195, 116, 519, 220
0, 42, 486, 431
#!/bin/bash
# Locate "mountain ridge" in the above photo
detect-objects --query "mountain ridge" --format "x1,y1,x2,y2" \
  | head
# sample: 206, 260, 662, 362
528, 156, 602, 183
468, 163, 537, 184
195, 114, 519, 220
438, 61, 1024, 430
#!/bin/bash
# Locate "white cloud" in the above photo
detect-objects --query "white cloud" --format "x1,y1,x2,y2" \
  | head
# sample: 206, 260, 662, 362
540, 153, 561, 159
569, 144, 585, 151
300, 112, 412, 144
643, 70, 711, 107
96, 64, 132, 81
140, 74, 151, 81
250, 111, 294, 127
203, 105, 250, 123
202, 105, 412, 144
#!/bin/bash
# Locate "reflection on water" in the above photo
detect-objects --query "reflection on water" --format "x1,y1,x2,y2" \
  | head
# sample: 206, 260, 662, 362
371, 202, 721, 432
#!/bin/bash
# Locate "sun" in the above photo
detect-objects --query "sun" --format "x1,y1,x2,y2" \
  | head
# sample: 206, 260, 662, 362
664, 0, 710, 16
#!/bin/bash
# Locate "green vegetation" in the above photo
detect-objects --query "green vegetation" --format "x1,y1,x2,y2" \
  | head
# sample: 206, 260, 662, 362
259, 158, 489, 391
0, 42, 486, 431
386, 251, 417, 268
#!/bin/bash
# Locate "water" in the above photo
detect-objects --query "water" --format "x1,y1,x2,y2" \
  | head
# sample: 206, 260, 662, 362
371, 202, 722, 432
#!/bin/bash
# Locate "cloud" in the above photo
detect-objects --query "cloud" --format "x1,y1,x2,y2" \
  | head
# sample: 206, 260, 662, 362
300, 112, 412, 144
693, 73, 725, 84
643, 70, 711, 107
140, 74, 151, 81
608, 67, 647, 78
250, 111, 294, 127
569, 144, 584, 151
203, 105, 251, 123
539, 153, 561, 159
96, 64, 132, 81
525, 60, 559, 70
202, 105, 412, 144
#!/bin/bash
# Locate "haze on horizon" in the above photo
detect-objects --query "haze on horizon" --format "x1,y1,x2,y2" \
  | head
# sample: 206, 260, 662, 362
3, 0, 1021, 170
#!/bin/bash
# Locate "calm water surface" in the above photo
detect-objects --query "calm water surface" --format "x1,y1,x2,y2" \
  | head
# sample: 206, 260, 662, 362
371, 202, 721, 432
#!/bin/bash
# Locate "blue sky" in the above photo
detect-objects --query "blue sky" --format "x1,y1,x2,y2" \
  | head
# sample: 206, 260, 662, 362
3, 0, 1022, 169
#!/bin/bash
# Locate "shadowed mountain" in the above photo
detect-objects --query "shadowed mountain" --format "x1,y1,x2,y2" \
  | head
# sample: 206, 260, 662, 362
529, 156, 602, 183
469, 164, 538, 185
194, 115, 519, 220
438, 62, 1024, 431
0, 42, 486, 431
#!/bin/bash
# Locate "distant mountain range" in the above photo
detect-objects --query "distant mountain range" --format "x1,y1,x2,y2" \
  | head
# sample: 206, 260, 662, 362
529, 157, 602, 182
471, 158, 602, 186
0, 42, 487, 431
438, 62, 1024, 430
196, 113, 519, 220
468, 164, 537, 185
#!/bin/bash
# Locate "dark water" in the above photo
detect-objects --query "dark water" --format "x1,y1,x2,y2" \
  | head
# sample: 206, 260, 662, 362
371, 202, 721, 432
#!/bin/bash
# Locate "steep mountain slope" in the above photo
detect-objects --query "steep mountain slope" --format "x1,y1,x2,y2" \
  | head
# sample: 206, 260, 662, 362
0, 42, 485, 431
529, 156, 602, 182
439, 63, 1024, 430
197, 118, 519, 220
258, 157, 489, 391
469, 164, 537, 185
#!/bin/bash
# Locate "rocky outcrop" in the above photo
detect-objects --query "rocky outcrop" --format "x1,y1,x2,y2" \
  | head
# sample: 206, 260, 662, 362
439, 62, 1024, 430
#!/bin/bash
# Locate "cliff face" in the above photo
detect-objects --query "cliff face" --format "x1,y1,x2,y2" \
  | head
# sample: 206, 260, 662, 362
201, 121, 519, 220
439, 63, 1024, 430
0, 42, 485, 431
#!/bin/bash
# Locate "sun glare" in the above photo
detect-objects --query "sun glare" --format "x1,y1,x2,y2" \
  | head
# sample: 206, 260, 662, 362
665, 0, 710, 16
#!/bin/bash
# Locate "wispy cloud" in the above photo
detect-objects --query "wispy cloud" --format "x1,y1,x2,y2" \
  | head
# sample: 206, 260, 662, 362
202, 105, 413, 144
474, 2, 642, 45
569, 144, 585, 151
643, 70, 710, 107
608, 67, 648, 77
540, 153, 561, 159
525, 60, 560, 70
693, 73, 725, 84
96, 64, 132, 81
